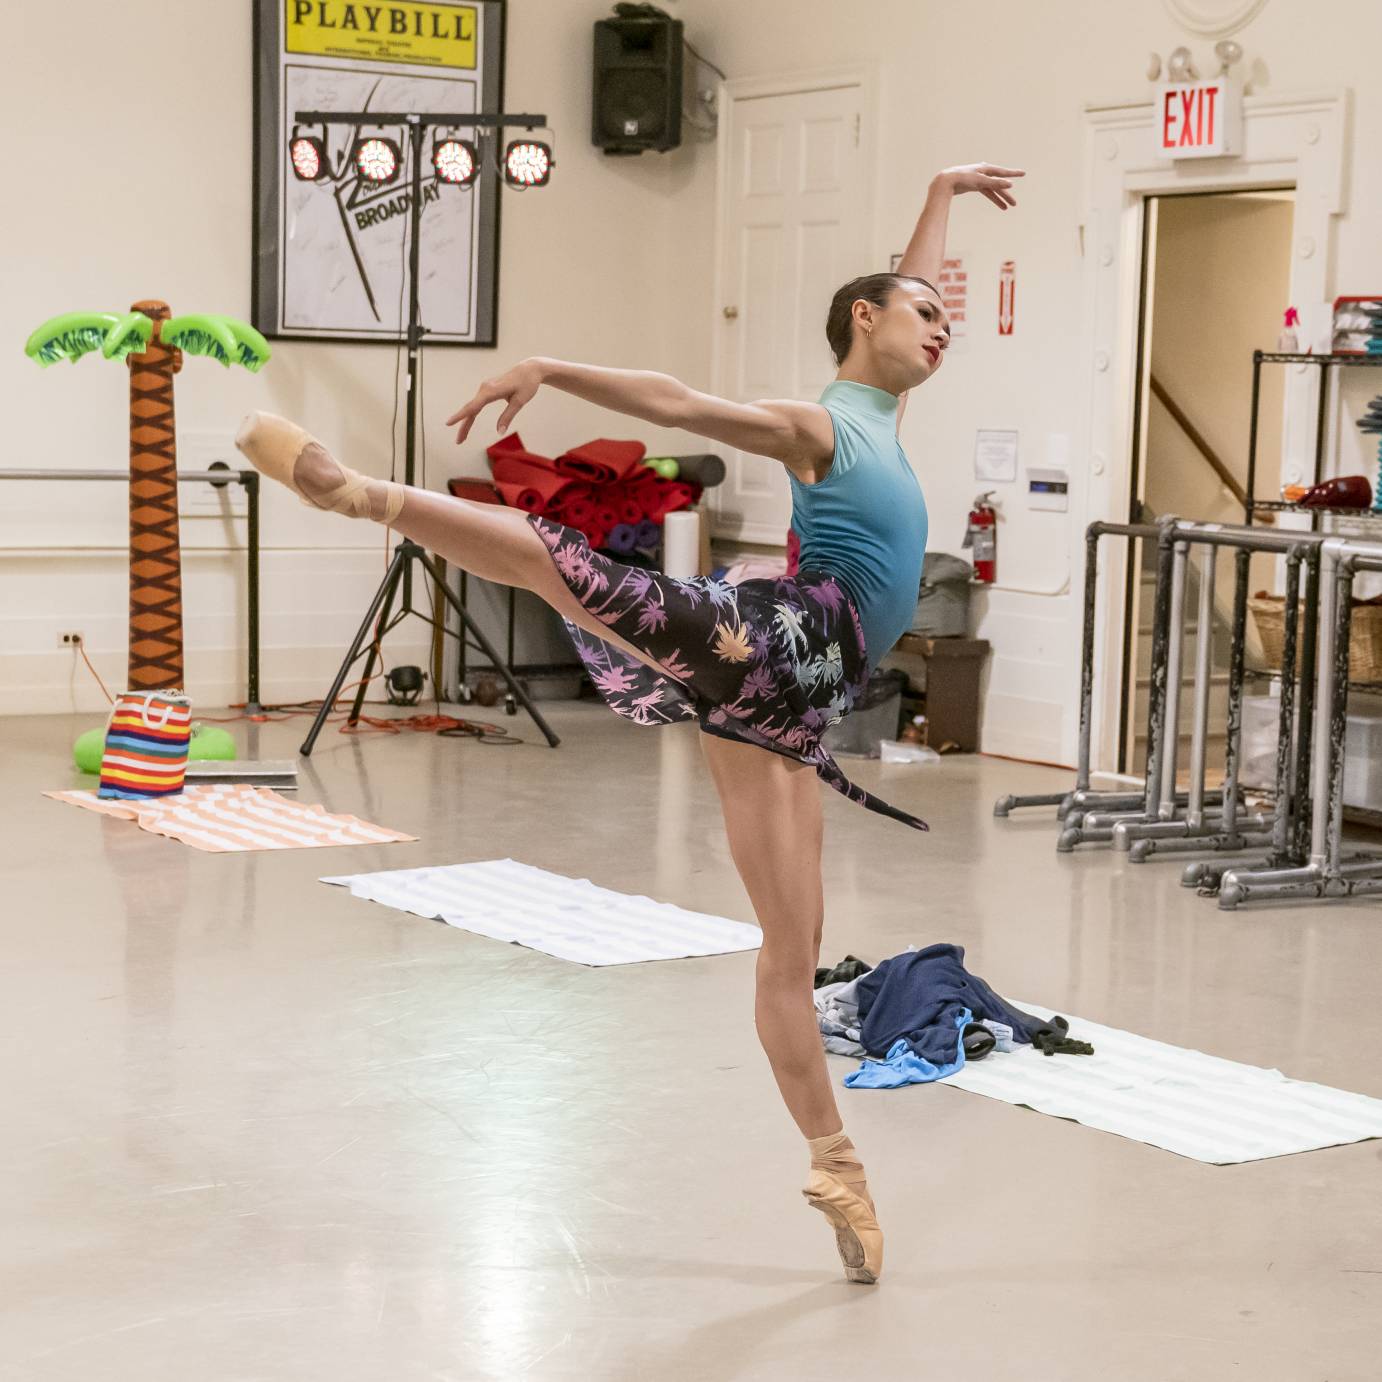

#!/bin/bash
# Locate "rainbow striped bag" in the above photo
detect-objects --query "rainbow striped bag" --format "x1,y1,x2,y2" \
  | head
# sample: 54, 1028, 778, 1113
97, 689, 192, 800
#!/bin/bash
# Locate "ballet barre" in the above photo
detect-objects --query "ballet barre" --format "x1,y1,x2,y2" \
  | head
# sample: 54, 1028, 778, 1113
0, 466, 262, 712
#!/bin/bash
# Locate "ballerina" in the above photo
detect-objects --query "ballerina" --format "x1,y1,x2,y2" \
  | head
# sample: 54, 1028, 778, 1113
236, 160, 1023, 1284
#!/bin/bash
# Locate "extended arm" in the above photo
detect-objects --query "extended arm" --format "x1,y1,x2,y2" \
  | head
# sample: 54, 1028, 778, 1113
447, 357, 833, 473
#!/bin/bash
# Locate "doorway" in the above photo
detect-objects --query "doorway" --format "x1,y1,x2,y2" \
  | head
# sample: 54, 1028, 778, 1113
1120, 188, 1296, 773
709, 73, 872, 544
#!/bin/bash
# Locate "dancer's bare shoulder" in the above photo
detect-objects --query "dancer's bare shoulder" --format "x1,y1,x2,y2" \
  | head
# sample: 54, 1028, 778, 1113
676, 390, 834, 475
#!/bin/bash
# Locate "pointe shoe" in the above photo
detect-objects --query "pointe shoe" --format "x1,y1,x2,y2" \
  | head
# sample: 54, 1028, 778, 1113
803, 1167, 884, 1284
234, 411, 403, 523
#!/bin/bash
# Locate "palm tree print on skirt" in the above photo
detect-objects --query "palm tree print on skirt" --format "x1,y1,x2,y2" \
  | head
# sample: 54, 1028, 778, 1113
528, 515, 928, 832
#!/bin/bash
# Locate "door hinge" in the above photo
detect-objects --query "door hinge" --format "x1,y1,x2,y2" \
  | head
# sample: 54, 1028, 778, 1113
853, 112, 861, 146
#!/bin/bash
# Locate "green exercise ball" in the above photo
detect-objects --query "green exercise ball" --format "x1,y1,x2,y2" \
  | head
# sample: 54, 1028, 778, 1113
73, 727, 106, 774
188, 725, 238, 761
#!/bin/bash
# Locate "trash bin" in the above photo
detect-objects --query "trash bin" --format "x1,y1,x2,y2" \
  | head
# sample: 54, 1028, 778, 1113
822, 668, 907, 759
913, 637, 990, 752
912, 552, 975, 637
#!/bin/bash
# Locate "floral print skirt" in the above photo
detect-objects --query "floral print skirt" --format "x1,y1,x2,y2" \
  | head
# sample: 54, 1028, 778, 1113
528, 515, 927, 832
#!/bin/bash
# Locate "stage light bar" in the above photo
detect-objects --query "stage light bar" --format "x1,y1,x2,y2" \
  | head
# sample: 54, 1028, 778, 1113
289, 135, 327, 181
433, 137, 478, 187
503, 140, 552, 188
353, 136, 401, 185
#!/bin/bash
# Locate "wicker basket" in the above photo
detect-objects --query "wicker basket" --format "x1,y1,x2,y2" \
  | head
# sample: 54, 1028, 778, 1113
1248, 593, 1382, 684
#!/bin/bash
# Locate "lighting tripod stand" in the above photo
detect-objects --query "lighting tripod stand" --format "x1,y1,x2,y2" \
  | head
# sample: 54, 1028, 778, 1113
293, 108, 560, 756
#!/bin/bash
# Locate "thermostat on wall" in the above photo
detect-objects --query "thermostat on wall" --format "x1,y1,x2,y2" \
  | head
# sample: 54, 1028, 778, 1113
1026, 467, 1069, 511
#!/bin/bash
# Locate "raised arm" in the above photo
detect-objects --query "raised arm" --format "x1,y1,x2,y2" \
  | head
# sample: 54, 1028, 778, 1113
895, 162, 1025, 283
447, 357, 833, 476
892, 162, 1026, 430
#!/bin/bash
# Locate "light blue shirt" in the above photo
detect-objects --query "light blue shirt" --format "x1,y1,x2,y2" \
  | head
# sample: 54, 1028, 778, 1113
788, 380, 928, 668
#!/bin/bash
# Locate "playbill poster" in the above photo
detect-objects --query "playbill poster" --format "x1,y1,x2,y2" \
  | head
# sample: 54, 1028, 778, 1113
253, 0, 505, 344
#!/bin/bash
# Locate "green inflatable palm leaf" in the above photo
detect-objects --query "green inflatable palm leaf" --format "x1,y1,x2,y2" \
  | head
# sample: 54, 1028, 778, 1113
25, 311, 153, 366
161, 314, 272, 372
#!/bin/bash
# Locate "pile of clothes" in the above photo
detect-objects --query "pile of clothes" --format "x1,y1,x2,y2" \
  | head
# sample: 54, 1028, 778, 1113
485, 433, 701, 555
814, 943, 1094, 1089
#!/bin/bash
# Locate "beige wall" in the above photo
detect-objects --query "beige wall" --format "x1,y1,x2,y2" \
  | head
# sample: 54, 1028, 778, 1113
7, 0, 1382, 753
2, 0, 710, 713
679, 0, 1382, 760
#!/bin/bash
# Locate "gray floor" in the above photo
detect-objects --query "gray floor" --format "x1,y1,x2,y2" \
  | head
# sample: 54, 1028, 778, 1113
3, 701, 1380, 1381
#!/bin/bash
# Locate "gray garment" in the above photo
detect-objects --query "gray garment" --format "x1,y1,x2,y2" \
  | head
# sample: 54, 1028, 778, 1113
815, 975, 870, 1057
980, 1019, 1016, 1053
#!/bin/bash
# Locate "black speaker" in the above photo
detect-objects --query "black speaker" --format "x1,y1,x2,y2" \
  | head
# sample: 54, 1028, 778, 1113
592, 14, 683, 156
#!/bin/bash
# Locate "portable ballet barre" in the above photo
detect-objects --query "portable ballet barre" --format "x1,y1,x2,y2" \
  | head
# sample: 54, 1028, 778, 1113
992, 518, 1236, 829
992, 518, 1163, 820
1103, 521, 1332, 865
1217, 536, 1382, 908
0, 467, 262, 712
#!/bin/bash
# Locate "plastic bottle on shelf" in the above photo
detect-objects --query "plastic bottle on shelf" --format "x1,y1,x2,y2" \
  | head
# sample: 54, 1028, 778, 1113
1277, 307, 1300, 353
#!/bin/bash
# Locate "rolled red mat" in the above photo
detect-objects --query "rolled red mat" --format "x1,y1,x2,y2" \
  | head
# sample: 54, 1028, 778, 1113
494, 479, 572, 513
586, 524, 609, 551
595, 503, 621, 530
447, 477, 505, 506
487, 432, 556, 471
555, 437, 647, 485
486, 433, 574, 513
558, 496, 596, 526
646, 481, 698, 522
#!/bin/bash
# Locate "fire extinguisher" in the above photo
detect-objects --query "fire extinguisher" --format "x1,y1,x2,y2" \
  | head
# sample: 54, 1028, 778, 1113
964, 492, 998, 584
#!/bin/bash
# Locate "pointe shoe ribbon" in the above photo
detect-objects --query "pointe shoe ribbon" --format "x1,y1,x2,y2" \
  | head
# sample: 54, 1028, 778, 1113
235, 411, 403, 524
803, 1167, 884, 1285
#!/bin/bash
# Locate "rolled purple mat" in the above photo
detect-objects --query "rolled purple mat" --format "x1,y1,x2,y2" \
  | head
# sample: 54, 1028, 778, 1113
606, 523, 639, 555
634, 519, 660, 550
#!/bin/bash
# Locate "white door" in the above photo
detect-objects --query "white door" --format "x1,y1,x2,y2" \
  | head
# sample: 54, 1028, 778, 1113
710, 80, 870, 544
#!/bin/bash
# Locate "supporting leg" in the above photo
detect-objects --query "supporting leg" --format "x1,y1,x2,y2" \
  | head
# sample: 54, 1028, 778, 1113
697, 729, 882, 1284
699, 731, 835, 1137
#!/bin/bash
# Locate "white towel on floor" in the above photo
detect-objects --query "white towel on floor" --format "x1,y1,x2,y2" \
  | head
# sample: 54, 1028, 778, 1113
320, 858, 762, 966
943, 1003, 1382, 1164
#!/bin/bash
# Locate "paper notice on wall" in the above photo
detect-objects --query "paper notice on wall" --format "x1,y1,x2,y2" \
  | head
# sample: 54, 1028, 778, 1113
975, 429, 1018, 483
936, 256, 967, 338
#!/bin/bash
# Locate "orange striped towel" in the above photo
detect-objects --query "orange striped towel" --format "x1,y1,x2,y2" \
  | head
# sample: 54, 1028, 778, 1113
44, 783, 416, 853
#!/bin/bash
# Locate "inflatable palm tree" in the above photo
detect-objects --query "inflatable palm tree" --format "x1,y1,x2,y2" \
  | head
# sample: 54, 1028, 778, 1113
25, 301, 270, 691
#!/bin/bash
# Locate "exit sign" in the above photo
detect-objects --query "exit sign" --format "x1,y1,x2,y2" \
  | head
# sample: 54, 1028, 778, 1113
1155, 79, 1242, 159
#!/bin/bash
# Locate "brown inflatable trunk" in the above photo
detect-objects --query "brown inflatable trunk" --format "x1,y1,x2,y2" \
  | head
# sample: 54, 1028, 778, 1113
126, 299, 185, 690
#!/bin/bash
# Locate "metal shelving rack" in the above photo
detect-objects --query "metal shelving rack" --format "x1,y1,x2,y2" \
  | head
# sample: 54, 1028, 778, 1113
1244, 350, 1382, 694
1244, 351, 1382, 528
1243, 351, 1382, 834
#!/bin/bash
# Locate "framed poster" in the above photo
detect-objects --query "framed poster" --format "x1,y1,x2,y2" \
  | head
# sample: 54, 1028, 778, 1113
252, 0, 506, 345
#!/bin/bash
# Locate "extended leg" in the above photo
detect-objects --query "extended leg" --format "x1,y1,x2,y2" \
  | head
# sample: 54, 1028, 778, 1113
235, 411, 679, 680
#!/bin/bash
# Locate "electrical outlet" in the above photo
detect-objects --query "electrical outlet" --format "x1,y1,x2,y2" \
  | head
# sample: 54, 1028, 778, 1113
59, 631, 83, 647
